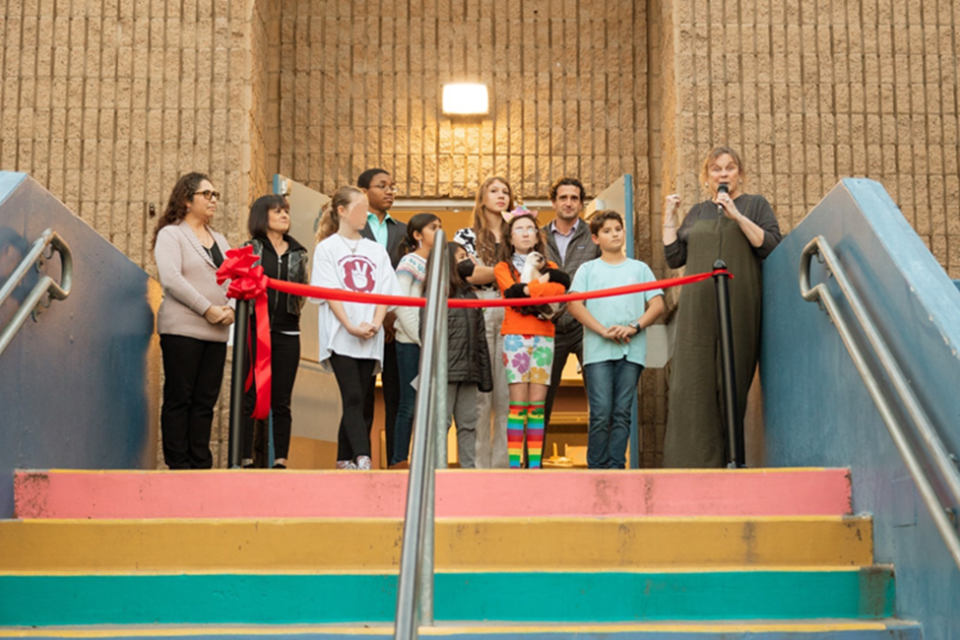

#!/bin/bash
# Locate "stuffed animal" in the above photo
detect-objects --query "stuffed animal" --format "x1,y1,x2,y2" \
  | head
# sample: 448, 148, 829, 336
519, 251, 566, 321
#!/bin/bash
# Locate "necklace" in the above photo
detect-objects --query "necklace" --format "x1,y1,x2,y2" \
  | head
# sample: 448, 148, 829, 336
337, 233, 361, 254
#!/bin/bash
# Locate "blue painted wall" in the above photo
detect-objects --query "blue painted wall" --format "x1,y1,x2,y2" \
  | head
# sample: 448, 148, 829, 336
761, 179, 960, 638
0, 173, 159, 518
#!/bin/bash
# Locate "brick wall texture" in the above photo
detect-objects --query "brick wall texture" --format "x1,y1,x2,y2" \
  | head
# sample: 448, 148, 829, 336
2, 0, 958, 467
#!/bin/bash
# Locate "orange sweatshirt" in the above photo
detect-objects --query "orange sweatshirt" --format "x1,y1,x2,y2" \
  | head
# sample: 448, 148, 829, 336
494, 260, 565, 337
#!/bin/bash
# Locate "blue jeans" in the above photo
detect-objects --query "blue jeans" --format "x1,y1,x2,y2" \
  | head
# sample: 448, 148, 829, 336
392, 342, 421, 465
583, 358, 643, 469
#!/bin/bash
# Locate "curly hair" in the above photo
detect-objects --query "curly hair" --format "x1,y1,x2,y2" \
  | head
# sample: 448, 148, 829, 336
548, 176, 586, 203
152, 172, 209, 248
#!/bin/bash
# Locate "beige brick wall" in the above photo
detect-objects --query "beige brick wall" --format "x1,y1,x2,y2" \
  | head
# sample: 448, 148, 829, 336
0, 0, 272, 467
273, 0, 650, 206
655, 0, 960, 278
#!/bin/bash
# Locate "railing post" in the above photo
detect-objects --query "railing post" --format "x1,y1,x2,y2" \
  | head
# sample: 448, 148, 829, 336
712, 260, 745, 468
228, 299, 250, 469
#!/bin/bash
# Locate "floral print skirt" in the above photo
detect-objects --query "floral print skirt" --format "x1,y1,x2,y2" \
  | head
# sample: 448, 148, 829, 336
502, 334, 554, 385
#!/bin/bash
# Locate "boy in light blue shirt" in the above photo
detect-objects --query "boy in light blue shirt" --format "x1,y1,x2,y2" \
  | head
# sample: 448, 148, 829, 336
568, 211, 665, 469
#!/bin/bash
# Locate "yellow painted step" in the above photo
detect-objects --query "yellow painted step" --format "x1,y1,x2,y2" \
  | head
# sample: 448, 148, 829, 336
0, 516, 872, 572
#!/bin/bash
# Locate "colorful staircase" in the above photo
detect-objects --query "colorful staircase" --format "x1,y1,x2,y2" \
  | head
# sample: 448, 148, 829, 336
0, 468, 919, 639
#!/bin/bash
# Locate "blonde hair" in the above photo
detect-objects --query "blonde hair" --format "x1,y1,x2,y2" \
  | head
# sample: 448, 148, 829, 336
470, 176, 515, 265
699, 145, 745, 194
317, 186, 363, 243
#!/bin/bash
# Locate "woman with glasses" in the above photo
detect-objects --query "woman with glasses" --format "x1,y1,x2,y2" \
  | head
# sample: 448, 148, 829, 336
493, 206, 570, 469
153, 172, 233, 469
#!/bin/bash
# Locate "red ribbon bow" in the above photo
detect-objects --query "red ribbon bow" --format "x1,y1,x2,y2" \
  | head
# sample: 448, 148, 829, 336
217, 245, 272, 421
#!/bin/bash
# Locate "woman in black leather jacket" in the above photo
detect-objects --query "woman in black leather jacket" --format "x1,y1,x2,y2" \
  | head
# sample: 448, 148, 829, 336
241, 194, 309, 469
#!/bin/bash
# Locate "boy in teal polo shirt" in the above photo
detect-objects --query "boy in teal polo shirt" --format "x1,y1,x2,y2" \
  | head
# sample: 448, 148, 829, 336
567, 210, 665, 469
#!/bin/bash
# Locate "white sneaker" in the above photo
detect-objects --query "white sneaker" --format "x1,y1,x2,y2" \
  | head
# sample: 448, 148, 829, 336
355, 455, 372, 470
336, 460, 358, 470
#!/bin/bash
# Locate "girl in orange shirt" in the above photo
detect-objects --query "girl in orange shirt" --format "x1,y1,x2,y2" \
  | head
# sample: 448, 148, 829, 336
494, 207, 571, 468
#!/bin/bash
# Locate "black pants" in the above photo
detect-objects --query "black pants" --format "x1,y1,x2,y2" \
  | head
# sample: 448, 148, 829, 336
330, 353, 377, 461
543, 327, 587, 429
370, 339, 400, 462
159, 334, 227, 469
242, 331, 300, 461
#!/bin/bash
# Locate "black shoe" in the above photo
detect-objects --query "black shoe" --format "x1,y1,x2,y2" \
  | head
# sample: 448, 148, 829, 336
272, 463, 287, 469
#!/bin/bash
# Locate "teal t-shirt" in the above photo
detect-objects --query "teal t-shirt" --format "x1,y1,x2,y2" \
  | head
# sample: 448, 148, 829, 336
570, 258, 664, 367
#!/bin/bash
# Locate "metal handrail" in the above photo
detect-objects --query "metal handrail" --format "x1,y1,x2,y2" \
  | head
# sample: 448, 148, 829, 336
394, 230, 449, 640
800, 235, 960, 570
0, 228, 73, 358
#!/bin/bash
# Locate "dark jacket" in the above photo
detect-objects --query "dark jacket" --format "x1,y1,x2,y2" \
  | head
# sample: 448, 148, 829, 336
245, 235, 309, 332
361, 214, 407, 269
542, 218, 601, 334
423, 288, 493, 391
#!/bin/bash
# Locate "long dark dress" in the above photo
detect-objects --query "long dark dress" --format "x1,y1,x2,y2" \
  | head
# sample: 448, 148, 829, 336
661, 194, 781, 468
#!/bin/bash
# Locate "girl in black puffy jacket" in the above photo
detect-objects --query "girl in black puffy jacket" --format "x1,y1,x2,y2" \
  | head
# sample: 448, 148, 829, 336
423, 242, 493, 469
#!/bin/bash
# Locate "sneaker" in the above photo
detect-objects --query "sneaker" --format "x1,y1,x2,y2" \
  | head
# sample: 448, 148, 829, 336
272, 463, 287, 469
336, 460, 358, 470
355, 455, 372, 470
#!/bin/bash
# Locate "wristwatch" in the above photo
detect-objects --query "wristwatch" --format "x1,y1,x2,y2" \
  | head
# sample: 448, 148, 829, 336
628, 320, 641, 333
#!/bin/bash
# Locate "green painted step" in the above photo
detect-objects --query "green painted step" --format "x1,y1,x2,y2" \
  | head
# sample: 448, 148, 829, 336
0, 568, 895, 626
0, 621, 924, 640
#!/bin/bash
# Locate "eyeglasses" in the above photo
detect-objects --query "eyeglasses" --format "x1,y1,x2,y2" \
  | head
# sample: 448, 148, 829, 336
512, 227, 538, 236
368, 184, 397, 193
194, 190, 221, 201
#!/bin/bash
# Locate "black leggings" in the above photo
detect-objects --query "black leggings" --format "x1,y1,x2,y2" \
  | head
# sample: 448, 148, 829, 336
242, 331, 300, 461
159, 334, 227, 469
329, 353, 376, 461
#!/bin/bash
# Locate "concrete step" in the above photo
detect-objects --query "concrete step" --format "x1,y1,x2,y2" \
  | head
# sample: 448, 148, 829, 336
0, 621, 923, 640
0, 515, 873, 572
12, 468, 852, 519
0, 567, 897, 626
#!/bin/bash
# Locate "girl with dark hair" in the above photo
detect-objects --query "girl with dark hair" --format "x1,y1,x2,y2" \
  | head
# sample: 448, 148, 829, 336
240, 194, 309, 469
389, 212, 441, 468
311, 187, 402, 470
453, 176, 515, 468
421, 242, 493, 469
153, 172, 233, 469
494, 207, 570, 469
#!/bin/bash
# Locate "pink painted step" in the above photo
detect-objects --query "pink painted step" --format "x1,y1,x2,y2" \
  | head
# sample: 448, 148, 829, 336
13, 468, 851, 519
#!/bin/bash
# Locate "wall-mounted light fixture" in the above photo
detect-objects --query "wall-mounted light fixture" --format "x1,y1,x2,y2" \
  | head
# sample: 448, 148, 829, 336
442, 83, 489, 116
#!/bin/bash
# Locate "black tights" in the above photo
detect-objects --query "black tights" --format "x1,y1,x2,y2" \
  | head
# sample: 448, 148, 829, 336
329, 353, 376, 461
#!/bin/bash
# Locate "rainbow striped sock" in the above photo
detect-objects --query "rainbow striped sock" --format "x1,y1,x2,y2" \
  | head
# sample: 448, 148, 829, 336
507, 403, 528, 469
527, 401, 545, 469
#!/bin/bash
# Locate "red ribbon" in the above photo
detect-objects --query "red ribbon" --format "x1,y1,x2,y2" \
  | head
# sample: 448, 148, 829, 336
267, 268, 731, 308
218, 250, 728, 424
217, 246, 272, 421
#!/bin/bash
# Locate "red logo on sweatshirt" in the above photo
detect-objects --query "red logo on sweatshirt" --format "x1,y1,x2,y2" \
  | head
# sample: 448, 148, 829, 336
340, 256, 377, 293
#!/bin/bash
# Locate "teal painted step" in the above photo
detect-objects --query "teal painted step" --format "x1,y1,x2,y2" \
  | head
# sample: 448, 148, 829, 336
0, 622, 924, 640
0, 569, 895, 626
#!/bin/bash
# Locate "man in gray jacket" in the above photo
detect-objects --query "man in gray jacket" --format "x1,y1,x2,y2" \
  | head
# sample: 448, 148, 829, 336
542, 177, 601, 431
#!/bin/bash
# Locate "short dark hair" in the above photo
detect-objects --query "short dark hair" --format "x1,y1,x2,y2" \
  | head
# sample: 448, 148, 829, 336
247, 194, 288, 238
549, 176, 586, 202
588, 210, 623, 235
358, 168, 390, 189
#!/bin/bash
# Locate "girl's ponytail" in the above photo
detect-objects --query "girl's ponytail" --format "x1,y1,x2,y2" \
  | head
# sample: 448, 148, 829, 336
317, 186, 363, 243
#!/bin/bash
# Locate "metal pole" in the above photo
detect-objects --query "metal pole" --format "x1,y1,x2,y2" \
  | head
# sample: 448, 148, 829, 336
228, 299, 250, 469
712, 260, 744, 468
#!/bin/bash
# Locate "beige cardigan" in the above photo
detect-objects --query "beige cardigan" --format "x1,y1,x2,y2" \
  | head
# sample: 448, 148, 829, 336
154, 222, 232, 342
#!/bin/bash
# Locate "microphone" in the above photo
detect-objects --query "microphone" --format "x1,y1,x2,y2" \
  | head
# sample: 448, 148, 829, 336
716, 183, 729, 217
